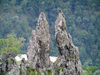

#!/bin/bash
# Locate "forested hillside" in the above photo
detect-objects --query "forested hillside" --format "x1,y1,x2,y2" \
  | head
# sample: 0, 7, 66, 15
0, 0, 100, 67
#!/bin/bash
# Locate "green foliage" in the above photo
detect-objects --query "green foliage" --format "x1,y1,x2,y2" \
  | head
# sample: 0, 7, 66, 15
44, 69, 52, 75
26, 66, 36, 75
67, 56, 73, 61
16, 61, 21, 65
0, 34, 25, 56
55, 67, 64, 75
82, 70, 88, 75
37, 72, 41, 75
25, 66, 64, 75
83, 66, 99, 75
7, 59, 13, 64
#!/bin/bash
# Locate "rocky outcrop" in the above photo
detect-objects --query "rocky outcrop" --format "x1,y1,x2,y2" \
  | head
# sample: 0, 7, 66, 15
27, 30, 39, 68
27, 12, 51, 72
54, 10, 82, 75
7, 64, 20, 75
0, 10, 82, 75
35, 12, 50, 68
0, 55, 20, 75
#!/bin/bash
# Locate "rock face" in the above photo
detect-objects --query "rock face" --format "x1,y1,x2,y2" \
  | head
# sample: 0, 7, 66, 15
7, 64, 20, 75
54, 10, 82, 75
35, 12, 50, 68
0, 55, 20, 75
27, 30, 39, 68
27, 12, 51, 71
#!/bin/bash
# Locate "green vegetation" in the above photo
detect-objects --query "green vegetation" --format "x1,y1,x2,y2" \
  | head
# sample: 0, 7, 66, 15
0, 0, 100, 68
44, 69, 52, 75
16, 61, 21, 65
82, 66, 99, 75
0, 34, 25, 57
20, 66, 100, 75
26, 66, 36, 75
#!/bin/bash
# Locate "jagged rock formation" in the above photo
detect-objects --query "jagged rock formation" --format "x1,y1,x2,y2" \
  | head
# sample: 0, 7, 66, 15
20, 58, 27, 75
0, 55, 20, 75
35, 12, 50, 68
27, 12, 51, 72
27, 30, 39, 67
54, 10, 82, 75
7, 64, 20, 75
0, 10, 82, 75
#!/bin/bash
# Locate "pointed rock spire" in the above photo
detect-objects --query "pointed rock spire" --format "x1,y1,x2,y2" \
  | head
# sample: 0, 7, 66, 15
36, 12, 50, 41
55, 10, 82, 75
27, 12, 51, 71
27, 30, 39, 67
36, 12, 50, 68
55, 9, 66, 35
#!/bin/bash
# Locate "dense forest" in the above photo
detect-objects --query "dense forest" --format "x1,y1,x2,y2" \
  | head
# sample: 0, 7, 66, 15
0, 0, 100, 68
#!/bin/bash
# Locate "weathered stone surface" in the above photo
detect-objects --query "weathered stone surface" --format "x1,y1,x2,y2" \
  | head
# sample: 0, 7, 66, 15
35, 12, 50, 68
20, 58, 27, 75
7, 64, 20, 75
27, 12, 51, 72
27, 30, 39, 68
0, 55, 20, 75
54, 10, 82, 75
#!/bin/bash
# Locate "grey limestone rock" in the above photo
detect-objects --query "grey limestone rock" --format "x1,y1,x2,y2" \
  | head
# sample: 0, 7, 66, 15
55, 10, 82, 75
7, 64, 20, 75
0, 55, 20, 75
27, 12, 51, 73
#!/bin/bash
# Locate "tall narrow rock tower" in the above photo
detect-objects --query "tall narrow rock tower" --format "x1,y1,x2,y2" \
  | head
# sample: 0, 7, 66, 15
27, 12, 50, 71
55, 10, 82, 75
35, 12, 50, 68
